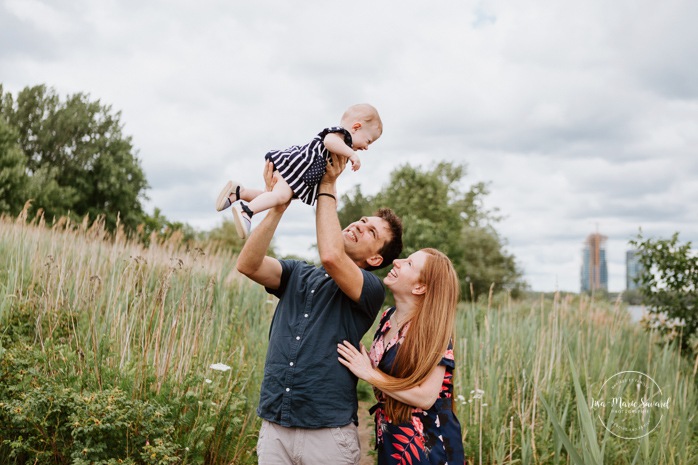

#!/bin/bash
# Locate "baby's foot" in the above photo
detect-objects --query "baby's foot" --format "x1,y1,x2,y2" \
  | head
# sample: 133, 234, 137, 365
232, 204, 252, 239
216, 180, 243, 211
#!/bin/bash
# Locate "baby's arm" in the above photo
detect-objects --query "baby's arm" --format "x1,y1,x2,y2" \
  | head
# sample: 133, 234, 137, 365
324, 133, 361, 171
348, 153, 361, 171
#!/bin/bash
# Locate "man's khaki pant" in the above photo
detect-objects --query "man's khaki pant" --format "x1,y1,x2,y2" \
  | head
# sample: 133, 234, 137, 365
257, 419, 361, 464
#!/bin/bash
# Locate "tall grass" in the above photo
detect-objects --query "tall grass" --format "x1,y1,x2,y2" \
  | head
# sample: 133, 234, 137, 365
452, 291, 698, 464
2, 210, 697, 463
1, 210, 272, 463
2, 210, 271, 380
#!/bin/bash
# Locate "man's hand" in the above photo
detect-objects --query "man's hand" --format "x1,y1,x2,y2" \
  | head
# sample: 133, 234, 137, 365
263, 160, 292, 213
263, 160, 276, 191
320, 153, 347, 193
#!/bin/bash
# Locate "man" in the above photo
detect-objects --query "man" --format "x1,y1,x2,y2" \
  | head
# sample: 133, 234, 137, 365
236, 155, 403, 464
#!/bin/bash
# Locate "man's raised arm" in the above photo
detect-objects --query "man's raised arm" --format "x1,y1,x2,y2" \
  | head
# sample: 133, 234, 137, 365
316, 155, 365, 302
235, 162, 286, 289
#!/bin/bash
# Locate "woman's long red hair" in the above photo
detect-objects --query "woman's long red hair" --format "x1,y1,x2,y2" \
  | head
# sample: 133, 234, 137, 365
372, 248, 459, 424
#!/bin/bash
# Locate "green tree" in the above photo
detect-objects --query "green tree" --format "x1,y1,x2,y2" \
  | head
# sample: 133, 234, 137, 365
337, 185, 373, 228
136, 207, 198, 247
203, 219, 246, 256
460, 226, 523, 300
0, 85, 149, 231
338, 162, 525, 300
0, 117, 29, 216
629, 232, 698, 352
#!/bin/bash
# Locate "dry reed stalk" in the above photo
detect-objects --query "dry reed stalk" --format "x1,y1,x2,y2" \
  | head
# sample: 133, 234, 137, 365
162, 294, 186, 382
531, 308, 543, 464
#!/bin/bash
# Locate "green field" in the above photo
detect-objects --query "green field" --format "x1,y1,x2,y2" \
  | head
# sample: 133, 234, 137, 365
1, 215, 696, 464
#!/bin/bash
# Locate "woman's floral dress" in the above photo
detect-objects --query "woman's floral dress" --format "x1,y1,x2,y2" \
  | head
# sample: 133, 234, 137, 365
369, 307, 465, 465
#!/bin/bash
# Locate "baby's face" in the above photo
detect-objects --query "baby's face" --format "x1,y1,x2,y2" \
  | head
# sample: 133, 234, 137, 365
350, 122, 381, 151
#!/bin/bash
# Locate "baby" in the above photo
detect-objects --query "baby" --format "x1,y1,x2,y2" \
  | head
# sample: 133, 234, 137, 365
216, 103, 382, 239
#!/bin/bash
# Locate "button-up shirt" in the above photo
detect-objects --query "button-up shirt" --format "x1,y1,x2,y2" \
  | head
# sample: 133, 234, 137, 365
258, 259, 385, 428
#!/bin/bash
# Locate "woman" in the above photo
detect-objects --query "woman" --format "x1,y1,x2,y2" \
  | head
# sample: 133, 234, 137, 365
337, 248, 464, 465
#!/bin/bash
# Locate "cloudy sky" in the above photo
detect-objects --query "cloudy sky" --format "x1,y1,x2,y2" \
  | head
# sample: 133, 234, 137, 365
2, 0, 696, 292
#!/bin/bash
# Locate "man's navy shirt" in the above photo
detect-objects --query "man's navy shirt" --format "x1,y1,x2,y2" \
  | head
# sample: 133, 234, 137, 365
258, 259, 385, 428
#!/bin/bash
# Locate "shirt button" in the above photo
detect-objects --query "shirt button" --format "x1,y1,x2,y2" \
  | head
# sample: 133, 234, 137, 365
286, 388, 290, 392
310, 289, 315, 294
304, 314, 309, 318
296, 336, 300, 340
325, 273, 329, 277
290, 362, 294, 366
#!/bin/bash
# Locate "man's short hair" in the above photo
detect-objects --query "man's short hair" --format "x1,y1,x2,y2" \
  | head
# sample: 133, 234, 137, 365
368, 208, 403, 271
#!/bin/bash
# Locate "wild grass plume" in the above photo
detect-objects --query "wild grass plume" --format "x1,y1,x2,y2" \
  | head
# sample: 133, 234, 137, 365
1, 210, 697, 464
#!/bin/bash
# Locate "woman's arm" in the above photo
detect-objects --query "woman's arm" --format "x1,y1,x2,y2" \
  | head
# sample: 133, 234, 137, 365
337, 341, 445, 410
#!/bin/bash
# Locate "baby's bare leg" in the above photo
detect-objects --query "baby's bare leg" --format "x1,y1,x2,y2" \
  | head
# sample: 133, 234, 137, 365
239, 187, 263, 202
245, 175, 293, 215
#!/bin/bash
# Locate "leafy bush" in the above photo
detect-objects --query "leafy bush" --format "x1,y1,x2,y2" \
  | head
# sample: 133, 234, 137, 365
630, 232, 698, 352
0, 346, 179, 464
159, 369, 258, 465
0, 340, 259, 465
0, 214, 266, 464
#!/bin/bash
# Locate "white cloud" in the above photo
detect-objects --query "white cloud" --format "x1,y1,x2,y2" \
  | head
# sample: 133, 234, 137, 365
2, 0, 696, 292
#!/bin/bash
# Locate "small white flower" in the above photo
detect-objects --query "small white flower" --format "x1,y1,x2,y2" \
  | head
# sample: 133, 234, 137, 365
470, 390, 475, 394
185, 447, 189, 451
211, 402, 217, 407
205, 379, 212, 384
457, 394, 465, 402
209, 363, 231, 372
482, 403, 488, 407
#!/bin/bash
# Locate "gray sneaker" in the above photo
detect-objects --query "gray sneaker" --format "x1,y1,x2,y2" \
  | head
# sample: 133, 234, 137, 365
232, 204, 252, 239
216, 180, 243, 211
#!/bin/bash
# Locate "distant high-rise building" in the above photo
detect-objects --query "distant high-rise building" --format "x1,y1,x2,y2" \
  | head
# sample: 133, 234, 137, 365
626, 250, 643, 290
581, 233, 608, 293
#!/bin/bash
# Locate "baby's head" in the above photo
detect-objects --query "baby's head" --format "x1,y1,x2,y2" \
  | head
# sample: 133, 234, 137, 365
340, 104, 382, 151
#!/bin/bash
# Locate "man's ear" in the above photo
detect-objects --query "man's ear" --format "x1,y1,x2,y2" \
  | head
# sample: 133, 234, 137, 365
412, 283, 427, 296
366, 254, 383, 268
352, 122, 362, 130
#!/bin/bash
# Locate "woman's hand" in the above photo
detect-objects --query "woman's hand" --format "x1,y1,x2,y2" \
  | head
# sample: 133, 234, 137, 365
337, 340, 375, 383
